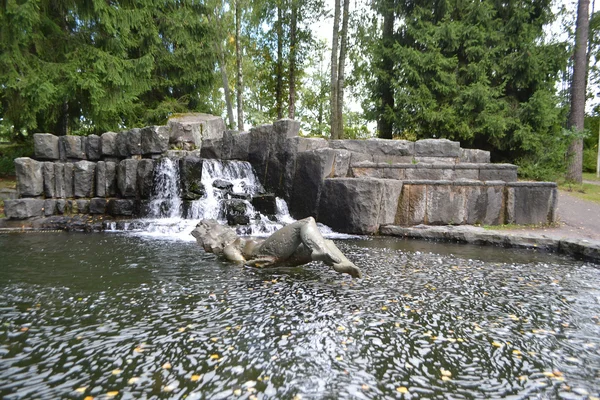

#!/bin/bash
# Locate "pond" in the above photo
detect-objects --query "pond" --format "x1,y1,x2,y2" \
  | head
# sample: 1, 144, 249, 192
1, 232, 599, 399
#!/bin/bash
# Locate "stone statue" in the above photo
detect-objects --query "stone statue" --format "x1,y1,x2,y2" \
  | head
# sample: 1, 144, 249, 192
191, 217, 361, 278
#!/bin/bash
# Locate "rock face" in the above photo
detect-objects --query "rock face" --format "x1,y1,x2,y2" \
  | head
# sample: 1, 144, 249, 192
34, 134, 60, 160
73, 161, 96, 198
141, 126, 169, 154
117, 159, 139, 197
137, 159, 155, 199
168, 113, 226, 148
59, 136, 86, 160
15, 158, 43, 197
4, 199, 45, 219
86, 135, 102, 160
180, 156, 204, 200
222, 199, 250, 225
318, 178, 404, 234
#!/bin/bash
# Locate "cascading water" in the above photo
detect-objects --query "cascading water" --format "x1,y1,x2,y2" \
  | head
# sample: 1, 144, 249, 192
113, 157, 297, 239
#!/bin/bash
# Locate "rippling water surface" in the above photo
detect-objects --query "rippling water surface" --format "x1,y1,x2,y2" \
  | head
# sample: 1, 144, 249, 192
1, 233, 599, 399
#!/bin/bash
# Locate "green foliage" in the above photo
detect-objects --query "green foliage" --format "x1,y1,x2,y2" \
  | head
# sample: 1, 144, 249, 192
0, 0, 217, 137
360, 0, 569, 167
0, 143, 33, 176
517, 127, 587, 181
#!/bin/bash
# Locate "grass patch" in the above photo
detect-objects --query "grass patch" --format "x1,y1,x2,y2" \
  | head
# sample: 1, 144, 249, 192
482, 222, 561, 231
583, 172, 600, 182
559, 181, 600, 204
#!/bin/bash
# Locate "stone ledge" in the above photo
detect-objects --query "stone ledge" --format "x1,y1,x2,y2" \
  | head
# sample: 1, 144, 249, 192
380, 225, 600, 263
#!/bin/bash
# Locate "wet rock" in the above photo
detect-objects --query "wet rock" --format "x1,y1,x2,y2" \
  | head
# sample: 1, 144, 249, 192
42, 162, 56, 198
34, 133, 60, 160
76, 199, 90, 214
4, 199, 45, 219
107, 199, 135, 216
222, 199, 250, 225
15, 157, 43, 197
85, 134, 102, 160
89, 198, 107, 214
213, 179, 234, 191
180, 156, 204, 200
252, 194, 277, 215
73, 160, 96, 198
44, 199, 57, 216
137, 159, 155, 199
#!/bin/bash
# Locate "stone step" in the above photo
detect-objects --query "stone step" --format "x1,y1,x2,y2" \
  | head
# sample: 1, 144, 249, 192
351, 162, 518, 182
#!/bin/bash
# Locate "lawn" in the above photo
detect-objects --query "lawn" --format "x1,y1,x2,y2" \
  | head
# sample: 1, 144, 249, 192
559, 177, 600, 204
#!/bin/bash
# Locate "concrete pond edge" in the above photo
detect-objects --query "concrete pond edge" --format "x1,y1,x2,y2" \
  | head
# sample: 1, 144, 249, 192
380, 225, 600, 264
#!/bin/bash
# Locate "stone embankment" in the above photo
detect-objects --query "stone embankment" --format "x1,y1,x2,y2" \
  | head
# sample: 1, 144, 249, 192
5, 114, 558, 238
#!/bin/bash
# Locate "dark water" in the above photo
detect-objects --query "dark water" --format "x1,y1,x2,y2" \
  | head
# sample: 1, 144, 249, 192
1, 233, 599, 399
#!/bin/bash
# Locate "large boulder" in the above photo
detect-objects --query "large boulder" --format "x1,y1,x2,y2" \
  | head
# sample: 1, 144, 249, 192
89, 198, 107, 214
167, 113, 225, 148
330, 139, 414, 164
127, 128, 142, 155
180, 156, 204, 200
73, 160, 96, 198
289, 148, 351, 219
107, 199, 136, 216
117, 159, 139, 197
137, 159, 155, 199
59, 136, 86, 160
85, 134, 102, 161
318, 178, 403, 234
15, 157, 43, 197
95, 161, 118, 197
222, 199, 250, 225
115, 131, 130, 158
222, 130, 250, 160
63, 163, 74, 198
101, 132, 118, 157
141, 125, 169, 154
42, 162, 56, 198
506, 182, 557, 225
34, 134, 60, 160
251, 194, 277, 215
4, 199, 45, 219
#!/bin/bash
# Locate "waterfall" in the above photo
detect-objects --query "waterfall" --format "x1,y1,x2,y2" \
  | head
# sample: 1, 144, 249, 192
109, 157, 296, 239
148, 158, 182, 218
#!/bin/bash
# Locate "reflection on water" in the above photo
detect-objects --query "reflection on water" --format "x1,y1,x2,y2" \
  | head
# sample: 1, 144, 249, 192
0, 233, 599, 399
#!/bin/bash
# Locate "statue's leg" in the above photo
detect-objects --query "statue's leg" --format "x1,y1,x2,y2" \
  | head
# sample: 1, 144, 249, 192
299, 217, 342, 265
324, 240, 361, 278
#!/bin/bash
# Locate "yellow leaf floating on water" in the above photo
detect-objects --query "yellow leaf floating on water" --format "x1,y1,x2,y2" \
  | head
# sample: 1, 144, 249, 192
111, 369, 122, 375
162, 362, 172, 369
128, 377, 139, 385
441, 376, 451, 382
512, 350, 522, 355
396, 386, 408, 394
178, 327, 186, 333
84, 397, 94, 400
210, 354, 220, 360
336, 356, 343, 361
518, 375, 528, 381
75, 387, 87, 394
440, 368, 452, 377
163, 384, 175, 392
210, 337, 219, 342
190, 374, 201, 382
106, 391, 119, 398
337, 326, 345, 332
361, 384, 369, 390
492, 341, 503, 348
234, 389, 242, 396
292, 395, 303, 400
381, 306, 388, 311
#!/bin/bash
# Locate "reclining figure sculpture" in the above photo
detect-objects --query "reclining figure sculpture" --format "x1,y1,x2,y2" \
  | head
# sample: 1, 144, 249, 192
191, 217, 361, 278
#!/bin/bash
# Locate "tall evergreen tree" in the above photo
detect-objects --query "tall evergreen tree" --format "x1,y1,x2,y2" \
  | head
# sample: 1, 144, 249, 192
363, 0, 568, 162
0, 0, 216, 137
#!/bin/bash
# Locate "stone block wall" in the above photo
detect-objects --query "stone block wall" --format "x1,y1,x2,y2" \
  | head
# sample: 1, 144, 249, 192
6, 113, 558, 235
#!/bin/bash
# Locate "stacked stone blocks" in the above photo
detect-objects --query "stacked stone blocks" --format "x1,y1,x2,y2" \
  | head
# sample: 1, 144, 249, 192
6, 114, 558, 236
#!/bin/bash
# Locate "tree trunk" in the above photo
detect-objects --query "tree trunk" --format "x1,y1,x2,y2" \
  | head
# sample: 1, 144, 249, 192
276, 2, 284, 119
288, 0, 297, 119
377, 0, 395, 139
217, 40, 235, 129
235, 0, 244, 131
330, 0, 341, 139
335, 0, 350, 139
566, 0, 590, 183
